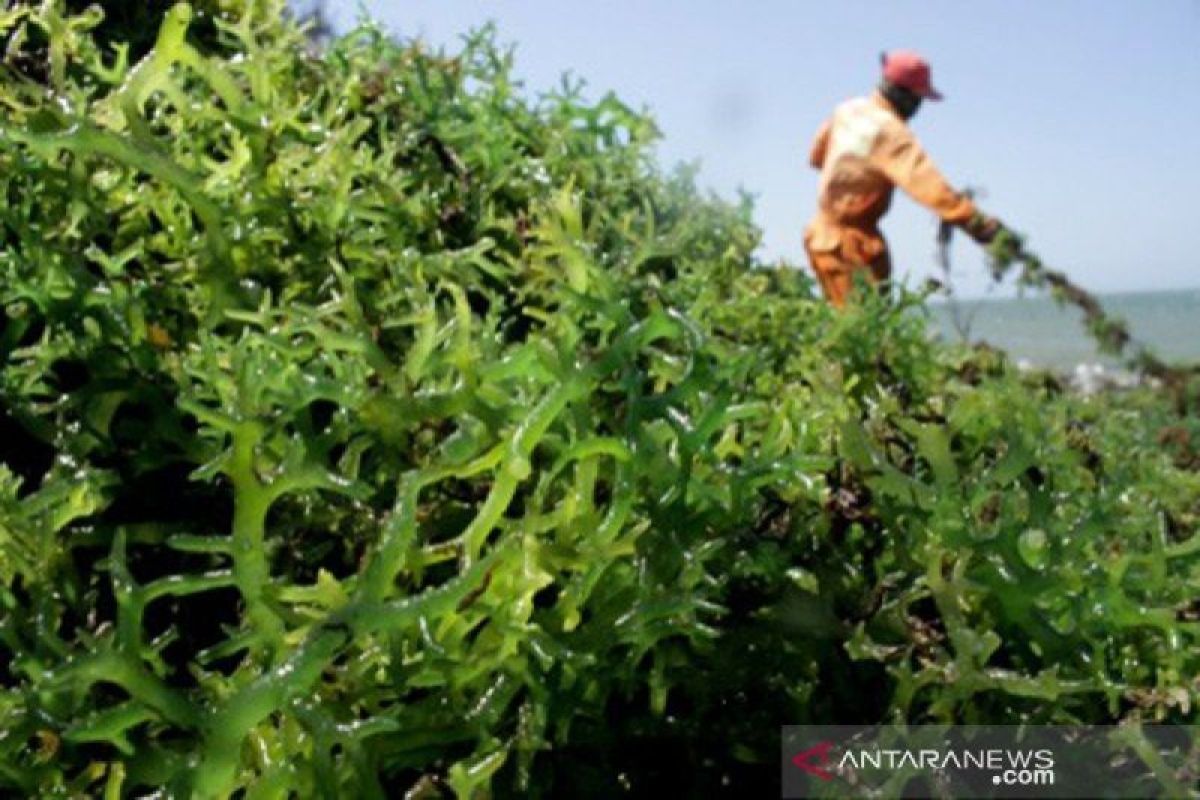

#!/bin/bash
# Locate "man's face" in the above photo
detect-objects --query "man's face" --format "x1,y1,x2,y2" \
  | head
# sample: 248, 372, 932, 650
894, 89, 922, 120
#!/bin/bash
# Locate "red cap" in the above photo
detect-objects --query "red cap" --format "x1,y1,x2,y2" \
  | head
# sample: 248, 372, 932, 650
881, 50, 943, 101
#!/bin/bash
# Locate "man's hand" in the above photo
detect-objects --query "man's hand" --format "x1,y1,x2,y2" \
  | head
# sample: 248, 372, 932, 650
963, 211, 1002, 245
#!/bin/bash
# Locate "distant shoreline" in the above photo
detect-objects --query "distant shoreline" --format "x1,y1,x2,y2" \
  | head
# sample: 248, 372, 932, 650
925, 287, 1200, 371
925, 285, 1200, 305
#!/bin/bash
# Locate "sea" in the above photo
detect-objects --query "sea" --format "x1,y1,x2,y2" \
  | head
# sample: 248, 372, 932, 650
924, 288, 1200, 377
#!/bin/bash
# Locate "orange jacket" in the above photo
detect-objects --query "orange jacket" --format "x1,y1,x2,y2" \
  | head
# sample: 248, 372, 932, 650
806, 90, 977, 258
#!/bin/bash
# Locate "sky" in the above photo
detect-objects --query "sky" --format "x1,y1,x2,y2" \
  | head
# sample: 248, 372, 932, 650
298, 1, 1200, 297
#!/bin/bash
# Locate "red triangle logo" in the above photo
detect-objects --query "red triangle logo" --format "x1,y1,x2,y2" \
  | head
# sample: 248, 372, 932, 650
792, 740, 835, 781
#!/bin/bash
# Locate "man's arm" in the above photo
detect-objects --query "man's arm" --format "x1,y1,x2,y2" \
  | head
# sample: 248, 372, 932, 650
872, 124, 976, 224
808, 119, 832, 169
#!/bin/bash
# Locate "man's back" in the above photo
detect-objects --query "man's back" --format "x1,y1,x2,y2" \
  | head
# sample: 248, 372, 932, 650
810, 92, 974, 238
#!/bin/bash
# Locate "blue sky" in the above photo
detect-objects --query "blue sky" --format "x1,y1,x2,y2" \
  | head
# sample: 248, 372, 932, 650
301, 1, 1200, 297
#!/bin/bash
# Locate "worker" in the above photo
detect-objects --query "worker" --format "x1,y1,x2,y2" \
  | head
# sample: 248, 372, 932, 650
804, 50, 1003, 307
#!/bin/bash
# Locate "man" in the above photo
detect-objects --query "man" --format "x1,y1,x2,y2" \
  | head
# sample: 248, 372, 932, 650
804, 50, 1002, 307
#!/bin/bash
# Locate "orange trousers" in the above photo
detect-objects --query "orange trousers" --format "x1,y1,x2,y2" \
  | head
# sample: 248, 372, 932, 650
803, 223, 892, 308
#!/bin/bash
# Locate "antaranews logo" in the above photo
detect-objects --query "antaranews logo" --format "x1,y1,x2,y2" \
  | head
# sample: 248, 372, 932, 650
781, 725, 1196, 799
789, 739, 1054, 787
787, 724, 1200, 800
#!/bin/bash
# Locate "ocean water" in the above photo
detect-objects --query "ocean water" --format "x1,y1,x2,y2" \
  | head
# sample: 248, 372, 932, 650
924, 288, 1200, 371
